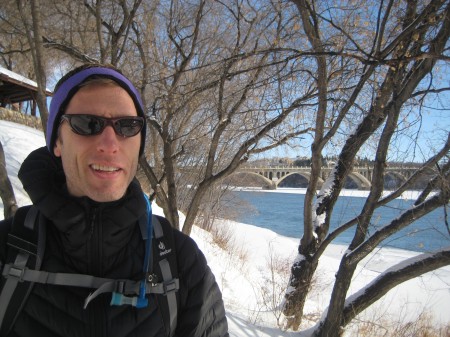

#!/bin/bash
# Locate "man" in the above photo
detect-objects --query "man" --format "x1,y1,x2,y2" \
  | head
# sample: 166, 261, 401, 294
0, 64, 229, 337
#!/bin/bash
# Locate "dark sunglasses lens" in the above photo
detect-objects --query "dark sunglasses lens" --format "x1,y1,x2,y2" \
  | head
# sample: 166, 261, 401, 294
70, 115, 104, 135
115, 118, 144, 137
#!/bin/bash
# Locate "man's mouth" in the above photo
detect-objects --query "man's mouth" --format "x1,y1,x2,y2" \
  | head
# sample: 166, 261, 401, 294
90, 164, 120, 172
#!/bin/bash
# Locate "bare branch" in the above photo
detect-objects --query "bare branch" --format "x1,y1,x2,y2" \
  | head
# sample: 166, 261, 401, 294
343, 248, 450, 325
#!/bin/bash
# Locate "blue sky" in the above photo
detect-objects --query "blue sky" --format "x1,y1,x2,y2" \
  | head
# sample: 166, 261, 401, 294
264, 111, 449, 163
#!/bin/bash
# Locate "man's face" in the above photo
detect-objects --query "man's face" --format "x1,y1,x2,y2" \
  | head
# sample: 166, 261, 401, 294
53, 83, 141, 202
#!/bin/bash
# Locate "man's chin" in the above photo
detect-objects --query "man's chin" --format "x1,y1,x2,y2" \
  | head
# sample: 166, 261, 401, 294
88, 188, 126, 203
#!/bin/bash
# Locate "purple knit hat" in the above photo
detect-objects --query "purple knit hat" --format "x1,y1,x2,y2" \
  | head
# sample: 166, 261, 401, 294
47, 66, 147, 156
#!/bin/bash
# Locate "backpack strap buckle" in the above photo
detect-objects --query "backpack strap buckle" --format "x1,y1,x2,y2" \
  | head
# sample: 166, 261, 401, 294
163, 279, 179, 295
4, 265, 27, 282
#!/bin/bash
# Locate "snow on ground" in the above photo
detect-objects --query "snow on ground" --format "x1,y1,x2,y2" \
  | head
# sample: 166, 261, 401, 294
1, 120, 449, 336
236, 186, 430, 201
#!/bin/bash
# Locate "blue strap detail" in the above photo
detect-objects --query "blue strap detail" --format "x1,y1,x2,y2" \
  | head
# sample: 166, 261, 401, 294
110, 291, 148, 308
110, 194, 152, 308
142, 195, 153, 276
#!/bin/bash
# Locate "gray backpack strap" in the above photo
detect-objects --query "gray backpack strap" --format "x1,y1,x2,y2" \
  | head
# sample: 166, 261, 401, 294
0, 206, 44, 336
153, 216, 178, 337
1, 260, 179, 307
0, 250, 28, 325
0, 209, 179, 336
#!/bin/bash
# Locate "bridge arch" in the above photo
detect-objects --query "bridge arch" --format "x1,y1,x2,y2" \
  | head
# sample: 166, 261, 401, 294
384, 171, 407, 189
277, 172, 324, 188
224, 171, 275, 189
346, 172, 371, 189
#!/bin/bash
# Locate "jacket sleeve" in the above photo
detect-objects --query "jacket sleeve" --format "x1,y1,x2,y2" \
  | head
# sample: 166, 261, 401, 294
171, 226, 229, 337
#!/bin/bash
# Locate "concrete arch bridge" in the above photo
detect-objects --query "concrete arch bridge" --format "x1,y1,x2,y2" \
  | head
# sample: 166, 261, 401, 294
232, 166, 417, 190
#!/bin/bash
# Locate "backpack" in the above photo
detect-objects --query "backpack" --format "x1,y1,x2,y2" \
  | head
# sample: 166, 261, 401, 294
0, 205, 179, 336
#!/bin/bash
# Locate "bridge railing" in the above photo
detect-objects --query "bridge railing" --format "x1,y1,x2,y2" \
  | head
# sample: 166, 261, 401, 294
239, 165, 420, 171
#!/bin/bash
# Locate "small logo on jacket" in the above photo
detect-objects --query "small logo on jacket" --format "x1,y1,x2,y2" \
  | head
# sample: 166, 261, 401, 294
158, 240, 172, 256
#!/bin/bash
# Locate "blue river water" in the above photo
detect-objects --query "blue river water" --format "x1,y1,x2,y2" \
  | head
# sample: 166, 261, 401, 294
225, 190, 449, 253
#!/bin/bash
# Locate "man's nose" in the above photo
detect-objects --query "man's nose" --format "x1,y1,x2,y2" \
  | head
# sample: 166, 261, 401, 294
96, 125, 119, 153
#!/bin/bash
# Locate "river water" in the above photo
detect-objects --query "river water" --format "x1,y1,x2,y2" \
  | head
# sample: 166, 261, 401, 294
223, 189, 449, 253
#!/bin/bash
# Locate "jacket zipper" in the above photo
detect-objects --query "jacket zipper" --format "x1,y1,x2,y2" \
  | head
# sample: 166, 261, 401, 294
88, 207, 106, 337
87, 208, 98, 275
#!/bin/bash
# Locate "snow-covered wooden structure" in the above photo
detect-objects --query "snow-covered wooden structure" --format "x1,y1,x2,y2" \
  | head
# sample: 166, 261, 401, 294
0, 66, 52, 116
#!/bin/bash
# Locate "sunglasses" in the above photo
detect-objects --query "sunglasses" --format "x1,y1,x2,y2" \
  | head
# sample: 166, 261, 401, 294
60, 114, 144, 138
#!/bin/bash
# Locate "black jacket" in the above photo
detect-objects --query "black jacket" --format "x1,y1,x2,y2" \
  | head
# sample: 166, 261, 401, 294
0, 147, 228, 337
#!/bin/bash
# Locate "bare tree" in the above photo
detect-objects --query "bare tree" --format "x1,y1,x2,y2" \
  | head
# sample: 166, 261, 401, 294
0, 1, 43, 93
0, 2, 31, 71
15, 0, 49, 133
131, 0, 314, 232
282, 1, 450, 335
83, 0, 143, 65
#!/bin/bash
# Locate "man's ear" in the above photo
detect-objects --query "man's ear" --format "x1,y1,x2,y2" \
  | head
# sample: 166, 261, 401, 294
54, 138, 62, 157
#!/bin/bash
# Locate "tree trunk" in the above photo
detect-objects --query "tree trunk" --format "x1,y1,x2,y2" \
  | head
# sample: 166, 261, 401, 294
0, 141, 17, 219
283, 0, 328, 327
283, 254, 318, 330
162, 140, 180, 230
17, 0, 49, 134
30, 0, 48, 130
138, 157, 177, 226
